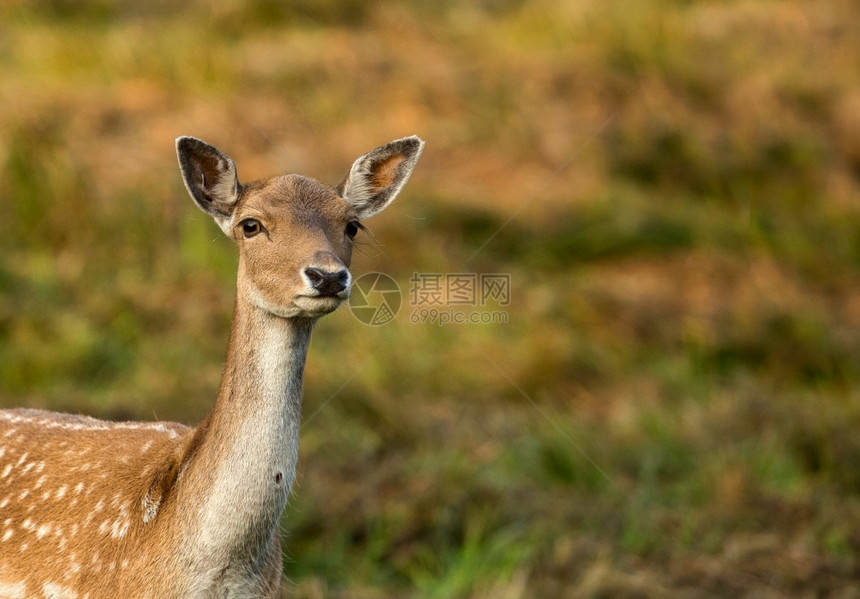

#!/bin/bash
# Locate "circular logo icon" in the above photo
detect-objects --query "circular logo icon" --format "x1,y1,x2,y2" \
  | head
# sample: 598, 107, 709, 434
349, 272, 402, 326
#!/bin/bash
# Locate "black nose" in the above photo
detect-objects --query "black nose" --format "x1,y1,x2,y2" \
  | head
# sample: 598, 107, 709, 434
304, 267, 349, 297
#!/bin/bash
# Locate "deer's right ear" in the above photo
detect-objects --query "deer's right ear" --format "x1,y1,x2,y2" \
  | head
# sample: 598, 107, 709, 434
176, 136, 240, 234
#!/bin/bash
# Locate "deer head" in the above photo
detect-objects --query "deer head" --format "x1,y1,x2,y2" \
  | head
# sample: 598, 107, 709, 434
176, 135, 424, 319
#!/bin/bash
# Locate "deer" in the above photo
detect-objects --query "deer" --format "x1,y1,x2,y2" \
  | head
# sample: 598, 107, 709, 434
0, 134, 424, 598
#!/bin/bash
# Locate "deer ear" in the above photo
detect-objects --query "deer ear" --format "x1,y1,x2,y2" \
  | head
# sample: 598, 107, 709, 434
176, 136, 240, 234
337, 136, 424, 218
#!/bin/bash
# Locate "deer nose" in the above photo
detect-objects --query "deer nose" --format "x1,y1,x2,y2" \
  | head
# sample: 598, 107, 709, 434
304, 267, 349, 297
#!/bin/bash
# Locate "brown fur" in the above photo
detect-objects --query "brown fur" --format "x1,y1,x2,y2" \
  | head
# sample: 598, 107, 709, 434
370, 154, 405, 188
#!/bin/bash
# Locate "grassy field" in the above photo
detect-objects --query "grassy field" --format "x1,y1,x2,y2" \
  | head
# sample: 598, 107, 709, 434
2, 0, 860, 596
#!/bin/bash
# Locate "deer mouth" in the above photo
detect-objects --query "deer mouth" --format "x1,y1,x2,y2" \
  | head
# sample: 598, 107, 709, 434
294, 294, 345, 316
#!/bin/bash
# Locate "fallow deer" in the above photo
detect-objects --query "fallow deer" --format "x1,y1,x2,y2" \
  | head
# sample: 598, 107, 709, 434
0, 134, 424, 598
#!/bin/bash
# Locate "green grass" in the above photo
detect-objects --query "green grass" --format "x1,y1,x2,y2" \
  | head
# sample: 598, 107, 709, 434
2, 0, 860, 596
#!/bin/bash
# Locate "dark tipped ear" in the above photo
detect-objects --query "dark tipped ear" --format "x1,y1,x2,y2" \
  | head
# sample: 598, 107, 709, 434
176, 136, 240, 234
337, 136, 424, 219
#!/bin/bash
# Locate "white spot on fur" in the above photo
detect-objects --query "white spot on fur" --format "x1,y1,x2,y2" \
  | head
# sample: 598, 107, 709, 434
142, 492, 160, 524
110, 519, 129, 539
0, 582, 27, 599
42, 582, 78, 599
2, 528, 13, 541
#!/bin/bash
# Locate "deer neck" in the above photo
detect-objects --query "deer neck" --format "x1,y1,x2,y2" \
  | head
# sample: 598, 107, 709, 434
214, 296, 313, 495
175, 292, 314, 566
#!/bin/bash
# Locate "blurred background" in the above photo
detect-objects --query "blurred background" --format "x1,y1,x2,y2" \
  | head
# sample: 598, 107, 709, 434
1, 1, 859, 596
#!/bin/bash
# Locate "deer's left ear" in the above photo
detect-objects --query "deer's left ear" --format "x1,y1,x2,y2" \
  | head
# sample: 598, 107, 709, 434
337, 136, 424, 219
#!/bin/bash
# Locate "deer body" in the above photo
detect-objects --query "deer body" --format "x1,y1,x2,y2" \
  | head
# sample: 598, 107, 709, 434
0, 136, 423, 598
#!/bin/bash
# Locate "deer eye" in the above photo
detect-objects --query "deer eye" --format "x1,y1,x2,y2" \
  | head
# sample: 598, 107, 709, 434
241, 219, 263, 238
345, 220, 362, 240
